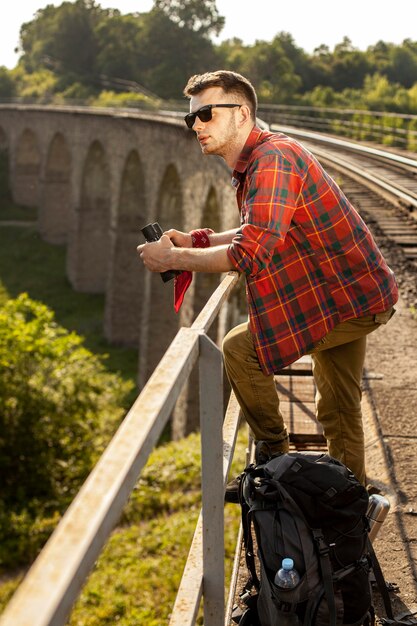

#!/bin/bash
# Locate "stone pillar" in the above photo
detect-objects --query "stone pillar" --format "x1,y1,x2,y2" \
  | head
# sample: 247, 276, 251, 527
104, 150, 147, 346
38, 132, 72, 244
66, 141, 111, 293
143, 164, 184, 382
12, 129, 40, 208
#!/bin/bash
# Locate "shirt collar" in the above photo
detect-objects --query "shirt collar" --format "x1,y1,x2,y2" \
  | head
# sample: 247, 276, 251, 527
233, 125, 266, 175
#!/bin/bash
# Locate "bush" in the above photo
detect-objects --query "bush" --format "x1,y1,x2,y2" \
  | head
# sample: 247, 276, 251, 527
0, 294, 133, 568
89, 90, 161, 110
54, 80, 97, 103
0, 67, 16, 99
14, 68, 57, 102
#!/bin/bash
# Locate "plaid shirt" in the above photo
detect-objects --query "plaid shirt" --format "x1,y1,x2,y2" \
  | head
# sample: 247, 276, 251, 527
227, 127, 398, 375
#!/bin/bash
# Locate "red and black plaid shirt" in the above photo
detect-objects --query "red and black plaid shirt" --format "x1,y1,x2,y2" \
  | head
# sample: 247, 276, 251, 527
227, 127, 398, 375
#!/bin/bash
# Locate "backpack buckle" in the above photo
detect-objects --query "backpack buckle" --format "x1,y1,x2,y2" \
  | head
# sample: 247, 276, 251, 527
313, 529, 330, 556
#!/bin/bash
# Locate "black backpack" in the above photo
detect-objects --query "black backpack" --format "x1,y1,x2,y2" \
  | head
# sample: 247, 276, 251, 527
232, 447, 396, 626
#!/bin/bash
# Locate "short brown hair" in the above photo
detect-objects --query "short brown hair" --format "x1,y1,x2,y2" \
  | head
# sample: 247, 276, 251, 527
183, 70, 258, 121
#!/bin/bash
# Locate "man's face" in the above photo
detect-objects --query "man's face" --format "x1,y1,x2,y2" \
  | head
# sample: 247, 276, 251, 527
188, 86, 241, 159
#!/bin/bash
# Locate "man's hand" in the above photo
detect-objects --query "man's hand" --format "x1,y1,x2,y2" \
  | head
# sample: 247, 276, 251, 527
137, 234, 175, 272
164, 229, 193, 248
137, 234, 235, 274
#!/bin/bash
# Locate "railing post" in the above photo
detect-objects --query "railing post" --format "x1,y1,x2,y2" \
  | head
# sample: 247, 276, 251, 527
199, 333, 225, 626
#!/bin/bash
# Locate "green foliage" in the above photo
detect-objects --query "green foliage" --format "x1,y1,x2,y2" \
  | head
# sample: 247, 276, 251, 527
0, 430, 246, 623
135, 8, 219, 99
154, 0, 225, 37
217, 33, 302, 104
0, 67, 16, 98
94, 13, 145, 80
0, 293, 133, 568
54, 80, 96, 101
13, 67, 57, 101
89, 90, 160, 110
0, 223, 138, 388
122, 432, 203, 523
19, 0, 112, 78
8, 0, 417, 109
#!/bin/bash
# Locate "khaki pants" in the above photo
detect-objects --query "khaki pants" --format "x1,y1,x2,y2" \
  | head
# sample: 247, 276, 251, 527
222, 309, 394, 485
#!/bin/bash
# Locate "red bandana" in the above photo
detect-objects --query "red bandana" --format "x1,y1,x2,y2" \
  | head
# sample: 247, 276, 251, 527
174, 228, 214, 312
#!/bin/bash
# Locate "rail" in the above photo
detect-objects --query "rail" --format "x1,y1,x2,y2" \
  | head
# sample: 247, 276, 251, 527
0, 271, 241, 626
271, 125, 417, 172
269, 125, 417, 213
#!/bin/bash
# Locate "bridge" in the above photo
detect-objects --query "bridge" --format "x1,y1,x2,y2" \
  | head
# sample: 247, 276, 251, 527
1, 104, 416, 625
0, 104, 243, 437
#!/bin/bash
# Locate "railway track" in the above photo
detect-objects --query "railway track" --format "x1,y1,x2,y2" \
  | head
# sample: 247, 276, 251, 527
271, 125, 417, 265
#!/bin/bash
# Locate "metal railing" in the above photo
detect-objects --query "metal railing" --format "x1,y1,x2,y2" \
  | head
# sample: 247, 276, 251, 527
0, 271, 241, 626
257, 104, 417, 152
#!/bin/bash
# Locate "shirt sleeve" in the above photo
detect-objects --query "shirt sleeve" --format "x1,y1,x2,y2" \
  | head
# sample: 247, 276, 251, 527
227, 152, 302, 276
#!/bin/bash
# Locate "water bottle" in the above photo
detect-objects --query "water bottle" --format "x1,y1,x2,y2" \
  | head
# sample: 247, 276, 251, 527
274, 557, 300, 588
366, 494, 390, 542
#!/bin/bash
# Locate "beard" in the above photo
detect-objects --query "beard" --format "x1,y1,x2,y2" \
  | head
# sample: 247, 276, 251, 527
199, 115, 239, 160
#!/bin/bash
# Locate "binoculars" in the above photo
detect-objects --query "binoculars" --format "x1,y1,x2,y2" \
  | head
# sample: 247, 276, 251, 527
140, 222, 179, 283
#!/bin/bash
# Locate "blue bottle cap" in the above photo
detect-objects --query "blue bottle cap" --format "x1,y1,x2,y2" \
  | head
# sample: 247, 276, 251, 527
282, 558, 294, 570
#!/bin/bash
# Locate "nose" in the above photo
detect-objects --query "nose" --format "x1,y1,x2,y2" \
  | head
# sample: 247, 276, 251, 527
193, 116, 205, 132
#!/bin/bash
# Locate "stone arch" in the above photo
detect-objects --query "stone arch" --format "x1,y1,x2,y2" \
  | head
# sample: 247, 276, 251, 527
66, 140, 111, 292
13, 128, 41, 207
143, 163, 184, 383
157, 164, 183, 228
38, 132, 72, 243
104, 149, 146, 345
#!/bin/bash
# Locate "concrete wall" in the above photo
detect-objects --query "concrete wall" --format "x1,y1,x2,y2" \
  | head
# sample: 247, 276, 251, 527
0, 105, 241, 436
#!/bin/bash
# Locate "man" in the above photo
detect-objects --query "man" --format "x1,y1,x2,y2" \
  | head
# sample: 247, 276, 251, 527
137, 70, 398, 490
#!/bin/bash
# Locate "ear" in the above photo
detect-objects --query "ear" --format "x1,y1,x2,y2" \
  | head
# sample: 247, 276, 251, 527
237, 104, 252, 127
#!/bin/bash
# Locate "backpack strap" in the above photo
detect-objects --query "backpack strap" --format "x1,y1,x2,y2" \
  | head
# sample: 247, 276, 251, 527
366, 537, 394, 621
239, 473, 260, 593
312, 529, 337, 626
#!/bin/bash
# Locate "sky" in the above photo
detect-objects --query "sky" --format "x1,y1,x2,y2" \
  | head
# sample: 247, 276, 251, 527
1, 0, 416, 69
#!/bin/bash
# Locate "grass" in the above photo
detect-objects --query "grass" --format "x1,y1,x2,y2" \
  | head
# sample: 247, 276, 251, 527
0, 220, 138, 397
0, 431, 247, 625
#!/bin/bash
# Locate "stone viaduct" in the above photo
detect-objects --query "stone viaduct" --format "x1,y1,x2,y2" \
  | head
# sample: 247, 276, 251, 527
0, 104, 244, 436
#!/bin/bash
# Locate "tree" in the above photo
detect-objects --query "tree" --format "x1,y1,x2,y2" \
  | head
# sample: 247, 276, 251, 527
329, 37, 371, 91
386, 44, 417, 88
0, 293, 132, 509
244, 36, 302, 103
18, 0, 112, 82
154, 0, 224, 37
95, 13, 145, 80
271, 32, 316, 93
0, 67, 16, 98
135, 7, 219, 98
10, 1, 417, 110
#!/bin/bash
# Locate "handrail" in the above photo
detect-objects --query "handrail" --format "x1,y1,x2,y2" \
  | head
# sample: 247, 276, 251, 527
273, 125, 417, 170
0, 271, 241, 626
258, 103, 417, 121
257, 104, 417, 151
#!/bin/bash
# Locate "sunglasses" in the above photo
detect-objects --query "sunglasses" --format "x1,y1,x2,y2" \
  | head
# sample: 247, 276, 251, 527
184, 104, 242, 129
